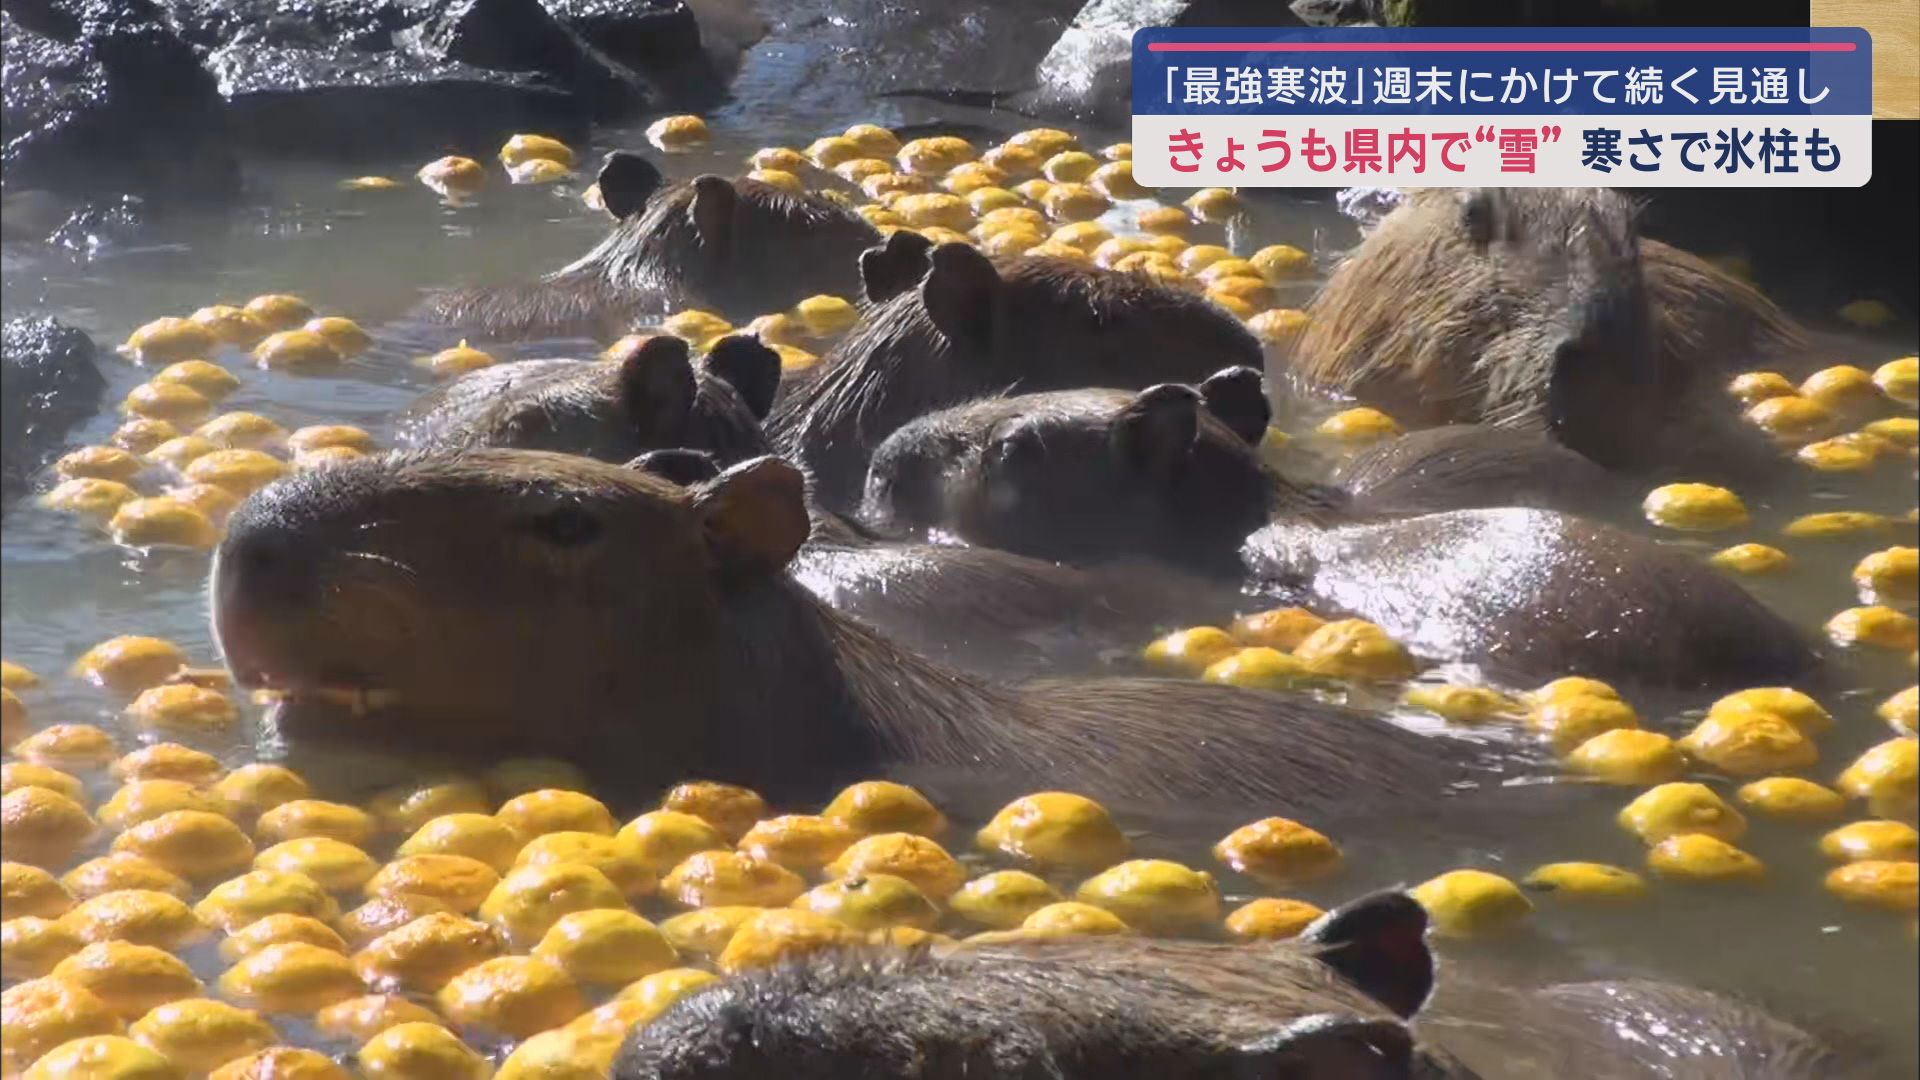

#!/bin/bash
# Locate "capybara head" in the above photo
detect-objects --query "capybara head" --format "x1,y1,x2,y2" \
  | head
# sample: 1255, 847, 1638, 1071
617, 889, 1469, 1079
396, 334, 777, 466
210, 450, 816, 765
860, 368, 1317, 573
1295, 188, 1660, 467
770, 241, 1269, 509
568, 151, 882, 317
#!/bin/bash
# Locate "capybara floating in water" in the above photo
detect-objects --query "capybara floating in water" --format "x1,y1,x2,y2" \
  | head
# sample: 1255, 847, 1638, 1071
617, 890, 1475, 1079
1291, 188, 1804, 474
424, 151, 881, 341
859, 367, 1341, 576
1242, 507, 1822, 692
209, 449, 1503, 830
1332, 424, 1630, 519
616, 888, 1856, 1080
396, 334, 776, 465
1422, 976, 1854, 1080
625, 446, 1251, 682
769, 235, 1268, 510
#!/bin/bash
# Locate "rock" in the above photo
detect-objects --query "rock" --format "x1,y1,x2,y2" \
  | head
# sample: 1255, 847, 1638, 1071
207, 42, 586, 159
1031, 0, 1300, 126
1288, 0, 1382, 26
545, 0, 721, 105
728, 0, 1075, 120
163, 0, 427, 52
3, 5, 239, 205
399, 0, 649, 118
2, 316, 106, 505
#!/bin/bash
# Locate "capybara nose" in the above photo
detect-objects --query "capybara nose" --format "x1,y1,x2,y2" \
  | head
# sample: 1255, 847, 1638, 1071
215, 504, 323, 615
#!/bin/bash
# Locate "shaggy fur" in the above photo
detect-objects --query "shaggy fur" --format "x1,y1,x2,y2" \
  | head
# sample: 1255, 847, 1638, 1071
395, 337, 774, 466
211, 450, 1491, 826
1293, 188, 1805, 473
769, 246, 1267, 510
424, 177, 880, 341
1242, 507, 1822, 691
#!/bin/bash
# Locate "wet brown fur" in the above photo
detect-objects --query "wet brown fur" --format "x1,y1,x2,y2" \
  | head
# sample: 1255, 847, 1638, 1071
1332, 424, 1629, 518
619, 933, 1459, 1079
211, 449, 1491, 826
1423, 977, 1857, 1080
423, 177, 880, 342
395, 345, 772, 466
769, 248, 1268, 510
859, 381, 1344, 576
1293, 188, 1806, 472
1243, 507, 1822, 691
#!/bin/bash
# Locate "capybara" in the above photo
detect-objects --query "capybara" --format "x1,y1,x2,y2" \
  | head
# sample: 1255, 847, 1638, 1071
617, 889, 1857, 1080
1242, 507, 1822, 692
769, 235, 1269, 510
3, 316, 105, 506
1291, 188, 1805, 474
617, 890, 1474, 1079
209, 449, 1508, 832
1422, 977, 1854, 1080
395, 334, 776, 465
1332, 424, 1630, 518
423, 151, 881, 341
627, 446, 1251, 681
859, 367, 1342, 576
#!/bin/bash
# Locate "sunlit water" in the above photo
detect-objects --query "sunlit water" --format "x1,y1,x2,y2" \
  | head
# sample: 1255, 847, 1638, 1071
3, 76, 1917, 1073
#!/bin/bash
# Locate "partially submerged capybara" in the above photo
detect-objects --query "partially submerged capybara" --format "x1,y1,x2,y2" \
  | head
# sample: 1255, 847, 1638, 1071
1333, 424, 1630, 518
617, 889, 1856, 1080
860, 367, 1341, 575
209, 449, 1499, 828
395, 334, 776, 464
424, 151, 881, 340
1292, 188, 1805, 473
1422, 976, 1854, 1080
769, 234, 1269, 510
618, 891, 1473, 1079
1243, 507, 1822, 691
626, 445, 1250, 680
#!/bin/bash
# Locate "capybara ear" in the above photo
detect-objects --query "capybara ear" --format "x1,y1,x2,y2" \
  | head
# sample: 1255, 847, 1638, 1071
597, 151, 664, 219
625, 448, 721, 487
859, 229, 935, 303
1198, 366, 1272, 445
1456, 189, 1497, 248
1111, 383, 1201, 477
689, 176, 738, 250
1233, 1015, 1414, 1075
920, 243, 1002, 352
1299, 890, 1435, 1020
691, 456, 811, 578
702, 334, 782, 421
616, 336, 698, 436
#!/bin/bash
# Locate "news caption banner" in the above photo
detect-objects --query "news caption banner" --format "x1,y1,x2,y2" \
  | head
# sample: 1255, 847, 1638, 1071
1130, 26, 1872, 188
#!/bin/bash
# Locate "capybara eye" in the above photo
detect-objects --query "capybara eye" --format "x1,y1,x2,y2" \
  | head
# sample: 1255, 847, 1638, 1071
526, 506, 604, 547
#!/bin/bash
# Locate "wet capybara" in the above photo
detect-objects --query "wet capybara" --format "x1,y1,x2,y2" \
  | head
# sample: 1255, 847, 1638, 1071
423, 151, 881, 341
1242, 507, 1822, 692
395, 334, 776, 465
859, 367, 1342, 576
1292, 188, 1805, 474
209, 449, 1501, 830
617, 890, 1472, 1079
1422, 977, 1855, 1080
1332, 424, 1631, 518
769, 234, 1269, 510
616, 888, 1859, 1080
626, 445, 1250, 681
